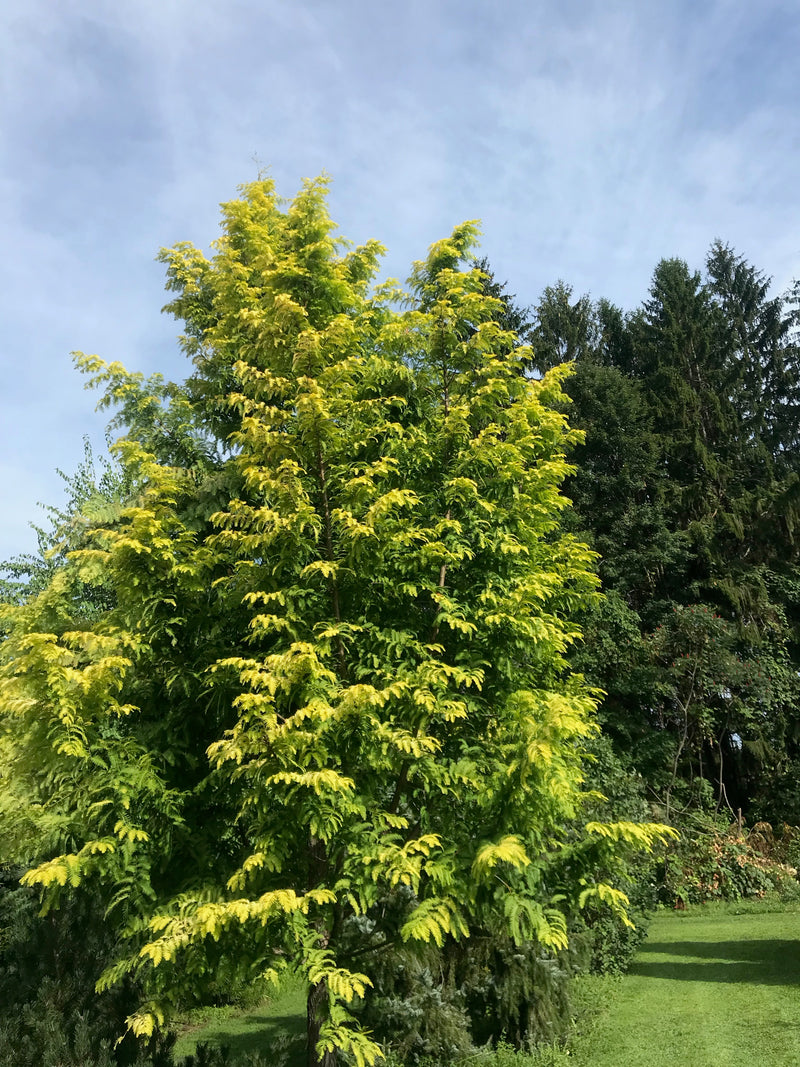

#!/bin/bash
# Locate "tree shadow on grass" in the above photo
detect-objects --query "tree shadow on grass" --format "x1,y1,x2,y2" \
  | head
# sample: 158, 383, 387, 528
629, 940, 800, 985
193, 1012, 306, 1065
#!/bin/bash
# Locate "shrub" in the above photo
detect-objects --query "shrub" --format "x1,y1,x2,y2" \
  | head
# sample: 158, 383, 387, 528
660, 819, 800, 905
0, 867, 176, 1067
355, 918, 585, 1062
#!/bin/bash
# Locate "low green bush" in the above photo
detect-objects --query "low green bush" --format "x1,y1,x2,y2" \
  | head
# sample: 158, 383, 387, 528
659, 818, 800, 906
0, 866, 244, 1067
353, 921, 581, 1064
0, 867, 180, 1067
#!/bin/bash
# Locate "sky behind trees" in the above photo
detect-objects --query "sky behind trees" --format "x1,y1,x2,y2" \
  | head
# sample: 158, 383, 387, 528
2, 0, 799, 560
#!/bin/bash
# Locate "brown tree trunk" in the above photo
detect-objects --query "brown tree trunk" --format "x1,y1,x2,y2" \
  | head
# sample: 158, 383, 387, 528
307, 979, 337, 1067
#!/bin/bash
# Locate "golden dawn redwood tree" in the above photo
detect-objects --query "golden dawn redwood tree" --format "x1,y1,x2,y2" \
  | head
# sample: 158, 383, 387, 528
0, 177, 671, 1067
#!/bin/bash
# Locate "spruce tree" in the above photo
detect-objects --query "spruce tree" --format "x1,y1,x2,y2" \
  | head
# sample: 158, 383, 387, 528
532, 246, 800, 820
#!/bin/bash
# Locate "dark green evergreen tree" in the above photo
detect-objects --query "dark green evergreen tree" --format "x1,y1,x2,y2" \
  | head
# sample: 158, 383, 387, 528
531, 246, 800, 821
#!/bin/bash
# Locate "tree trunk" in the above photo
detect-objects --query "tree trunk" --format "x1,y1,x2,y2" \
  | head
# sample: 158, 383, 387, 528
307, 979, 337, 1067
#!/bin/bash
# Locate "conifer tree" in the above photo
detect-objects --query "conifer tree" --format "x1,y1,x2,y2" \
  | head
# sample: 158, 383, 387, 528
532, 247, 800, 820
0, 178, 671, 1066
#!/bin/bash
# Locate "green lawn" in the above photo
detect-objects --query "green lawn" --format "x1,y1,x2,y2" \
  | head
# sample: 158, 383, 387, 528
172, 977, 307, 1065
569, 904, 800, 1067
171, 904, 800, 1067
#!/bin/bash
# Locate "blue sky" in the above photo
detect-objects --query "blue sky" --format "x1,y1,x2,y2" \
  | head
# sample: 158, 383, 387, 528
2, 0, 799, 561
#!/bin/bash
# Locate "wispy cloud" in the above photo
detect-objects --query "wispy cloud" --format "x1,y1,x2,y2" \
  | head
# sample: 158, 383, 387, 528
2, 0, 798, 558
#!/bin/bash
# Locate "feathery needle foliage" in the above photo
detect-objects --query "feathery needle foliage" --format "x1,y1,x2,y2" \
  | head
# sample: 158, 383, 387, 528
0, 176, 673, 1066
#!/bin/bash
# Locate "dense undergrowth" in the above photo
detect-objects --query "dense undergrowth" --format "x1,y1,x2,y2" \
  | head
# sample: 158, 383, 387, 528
660, 818, 800, 906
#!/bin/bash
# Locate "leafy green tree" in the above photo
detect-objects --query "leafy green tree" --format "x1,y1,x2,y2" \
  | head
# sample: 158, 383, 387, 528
0, 178, 670, 1067
645, 605, 771, 818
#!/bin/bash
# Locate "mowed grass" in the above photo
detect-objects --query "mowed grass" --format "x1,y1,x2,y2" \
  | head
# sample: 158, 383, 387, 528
172, 976, 307, 1065
170, 903, 800, 1067
568, 903, 800, 1067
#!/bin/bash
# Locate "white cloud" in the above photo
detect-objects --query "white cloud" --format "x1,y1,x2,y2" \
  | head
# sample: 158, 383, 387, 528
1, 0, 799, 558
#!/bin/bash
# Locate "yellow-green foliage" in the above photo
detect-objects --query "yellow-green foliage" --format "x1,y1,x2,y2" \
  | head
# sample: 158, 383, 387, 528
0, 176, 674, 1064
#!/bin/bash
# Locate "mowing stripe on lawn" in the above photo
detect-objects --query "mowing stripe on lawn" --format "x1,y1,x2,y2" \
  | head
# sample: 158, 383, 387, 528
571, 907, 800, 1067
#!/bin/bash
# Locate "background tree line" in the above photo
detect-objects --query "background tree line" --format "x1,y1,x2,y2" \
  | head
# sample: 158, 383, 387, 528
519, 245, 800, 825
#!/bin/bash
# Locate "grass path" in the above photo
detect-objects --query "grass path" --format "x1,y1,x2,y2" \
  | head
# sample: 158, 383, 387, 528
172, 977, 307, 1064
569, 905, 800, 1067
171, 904, 800, 1066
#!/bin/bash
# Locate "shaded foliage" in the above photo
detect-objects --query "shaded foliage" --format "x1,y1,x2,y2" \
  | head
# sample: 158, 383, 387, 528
530, 243, 800, 823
